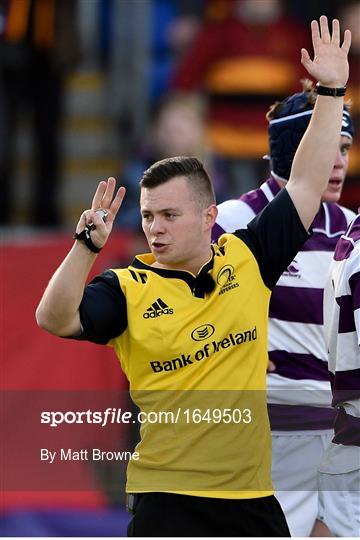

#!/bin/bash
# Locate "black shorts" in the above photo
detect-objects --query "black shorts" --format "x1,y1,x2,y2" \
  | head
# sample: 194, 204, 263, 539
127, 492, 290, 537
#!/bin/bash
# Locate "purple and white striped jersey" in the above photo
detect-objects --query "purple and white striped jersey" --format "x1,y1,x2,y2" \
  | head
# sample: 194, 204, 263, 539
214, 177, 355, 430
323, 214, 360, 455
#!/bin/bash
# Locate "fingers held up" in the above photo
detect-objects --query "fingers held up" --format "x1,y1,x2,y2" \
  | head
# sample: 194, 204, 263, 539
301, 15, 351, 88
91, 178, 126, 221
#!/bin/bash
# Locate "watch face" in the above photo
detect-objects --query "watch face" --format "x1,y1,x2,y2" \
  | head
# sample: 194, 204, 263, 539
95, 209, 108, 221
87, 209, 108, 231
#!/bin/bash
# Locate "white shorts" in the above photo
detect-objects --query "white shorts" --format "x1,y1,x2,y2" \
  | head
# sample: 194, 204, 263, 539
271, 431, 332, 537
318, 469, 360, 537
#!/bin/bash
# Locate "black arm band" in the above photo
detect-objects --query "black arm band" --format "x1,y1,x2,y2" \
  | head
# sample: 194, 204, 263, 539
74, 228, 102, 253
316, 84, 347, 97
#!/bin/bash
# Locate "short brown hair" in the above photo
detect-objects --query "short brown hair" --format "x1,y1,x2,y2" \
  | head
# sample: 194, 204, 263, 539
140, 156, 216, 209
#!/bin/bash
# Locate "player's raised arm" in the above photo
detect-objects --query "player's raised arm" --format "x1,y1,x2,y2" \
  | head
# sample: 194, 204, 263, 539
286, 16, 351, 229
35, 178, 125, 337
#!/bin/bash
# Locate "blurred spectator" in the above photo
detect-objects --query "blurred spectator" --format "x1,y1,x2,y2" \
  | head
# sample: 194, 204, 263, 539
116, 92, 229, 231
103, 0, 203, 160
172, 0, 310, 195
0, 0, 80, 226
336, 0, 360, 212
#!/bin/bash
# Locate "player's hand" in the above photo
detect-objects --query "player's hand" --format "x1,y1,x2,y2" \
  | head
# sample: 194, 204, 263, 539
267, 360, 276, 373
75, 178, 126, 249
301, 16, 351, 88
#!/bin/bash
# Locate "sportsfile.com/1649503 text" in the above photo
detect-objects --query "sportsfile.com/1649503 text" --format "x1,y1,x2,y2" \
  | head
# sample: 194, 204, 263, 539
40, 407, 253, 427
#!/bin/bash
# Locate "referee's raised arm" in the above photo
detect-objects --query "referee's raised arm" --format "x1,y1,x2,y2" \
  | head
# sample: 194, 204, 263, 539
35, 178, 125, 337
285, 16, 351, 230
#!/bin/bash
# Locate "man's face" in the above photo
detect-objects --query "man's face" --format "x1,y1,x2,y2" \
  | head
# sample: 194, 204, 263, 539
321, 135, 352, 203
140, 176, 216, 273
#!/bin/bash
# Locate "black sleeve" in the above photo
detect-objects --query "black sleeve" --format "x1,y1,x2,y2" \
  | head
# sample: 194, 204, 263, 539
74, 270, 127, 344
234, 189, 310, 290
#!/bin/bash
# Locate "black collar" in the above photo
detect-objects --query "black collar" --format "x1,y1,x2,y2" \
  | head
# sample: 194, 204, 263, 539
131, 248, 216, 298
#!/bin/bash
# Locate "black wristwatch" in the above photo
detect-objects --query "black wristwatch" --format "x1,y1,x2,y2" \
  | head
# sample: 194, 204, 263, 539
73, 228, 102, 253
316, 84, 347, 97
73, 208, 108, 253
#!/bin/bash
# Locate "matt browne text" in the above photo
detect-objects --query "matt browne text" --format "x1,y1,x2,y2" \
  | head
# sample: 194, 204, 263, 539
40, 448, 140, 463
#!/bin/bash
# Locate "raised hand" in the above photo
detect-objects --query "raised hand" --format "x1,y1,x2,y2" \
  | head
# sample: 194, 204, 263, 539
301, 16, 351, 88
75, 178, 126, 249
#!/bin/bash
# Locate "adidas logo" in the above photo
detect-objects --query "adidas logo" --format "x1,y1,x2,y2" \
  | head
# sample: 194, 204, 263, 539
143, 298, 174, 319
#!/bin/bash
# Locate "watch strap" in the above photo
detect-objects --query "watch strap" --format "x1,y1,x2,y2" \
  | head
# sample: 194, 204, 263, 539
316, 84, 347, 97
73, 228, 102, 253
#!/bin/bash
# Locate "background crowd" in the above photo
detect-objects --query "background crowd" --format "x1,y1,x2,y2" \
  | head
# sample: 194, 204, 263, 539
0, 0, 358, 231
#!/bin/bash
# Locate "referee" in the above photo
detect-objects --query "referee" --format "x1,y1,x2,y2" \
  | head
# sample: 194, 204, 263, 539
36, 17, 351, 537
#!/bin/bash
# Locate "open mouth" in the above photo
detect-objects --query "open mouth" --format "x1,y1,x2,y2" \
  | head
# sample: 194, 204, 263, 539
328, 179, 342, 186
152, 242, 168, 250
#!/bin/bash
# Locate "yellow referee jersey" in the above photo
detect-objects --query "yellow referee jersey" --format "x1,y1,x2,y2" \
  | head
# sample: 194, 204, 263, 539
76, 189, 309, 499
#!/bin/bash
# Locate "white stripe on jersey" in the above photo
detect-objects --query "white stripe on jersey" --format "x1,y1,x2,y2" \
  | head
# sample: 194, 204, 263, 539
356, 306, 360, 347
276, 250, 333, 289
334, 331, 360, 372
261, 181, 275, 201
268, 320, 326, 359
267, 373, 331, 407
216, 199, 255, 232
